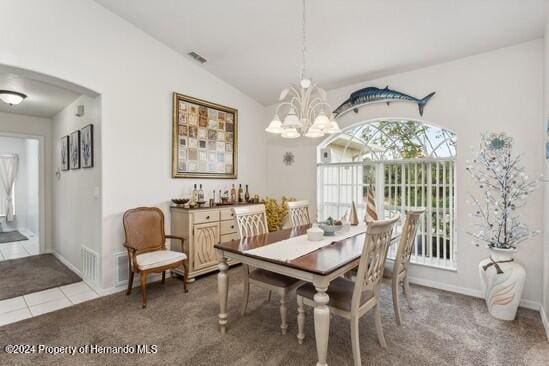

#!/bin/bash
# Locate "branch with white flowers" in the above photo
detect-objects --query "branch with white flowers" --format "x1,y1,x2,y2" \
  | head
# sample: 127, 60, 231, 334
466, 133, 539, 250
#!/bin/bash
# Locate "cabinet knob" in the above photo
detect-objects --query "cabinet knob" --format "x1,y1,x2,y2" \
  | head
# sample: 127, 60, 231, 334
231, 213, 234, 217
206, 215, 210, 219
231, 225, 234, 229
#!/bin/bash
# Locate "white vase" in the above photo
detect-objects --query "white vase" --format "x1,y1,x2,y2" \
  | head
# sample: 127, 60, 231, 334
478, 247, 525, 321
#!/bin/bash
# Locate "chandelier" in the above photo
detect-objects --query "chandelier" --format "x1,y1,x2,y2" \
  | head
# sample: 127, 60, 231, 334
265, 0, 340, 139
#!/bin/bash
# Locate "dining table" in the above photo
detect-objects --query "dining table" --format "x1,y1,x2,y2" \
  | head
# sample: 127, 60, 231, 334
214, 223, 400, 366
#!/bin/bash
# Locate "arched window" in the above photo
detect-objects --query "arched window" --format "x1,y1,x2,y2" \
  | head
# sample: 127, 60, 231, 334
317, 119, 457, 268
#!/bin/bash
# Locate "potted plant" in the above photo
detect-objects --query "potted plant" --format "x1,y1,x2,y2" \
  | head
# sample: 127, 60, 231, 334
466, 132, 539, 320
261, 196, 295, 232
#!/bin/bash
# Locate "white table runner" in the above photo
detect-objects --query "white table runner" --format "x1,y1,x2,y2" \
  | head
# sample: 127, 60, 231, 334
244, 224, 367, 262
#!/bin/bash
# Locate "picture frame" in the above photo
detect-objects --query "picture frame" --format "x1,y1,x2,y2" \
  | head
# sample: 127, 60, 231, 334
60, 135, 69, 171
69, 130, 80, 170
172, 92, 238, 178
80, 124, 94, 168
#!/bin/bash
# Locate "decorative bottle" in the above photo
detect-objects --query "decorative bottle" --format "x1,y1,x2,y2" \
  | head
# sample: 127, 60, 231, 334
198, 184, 205, 202
191, 184, 198, 204
218, 189, 222, 204
238, 184, 243, 203
244, 184, 250, 202
230, 184, 236, 203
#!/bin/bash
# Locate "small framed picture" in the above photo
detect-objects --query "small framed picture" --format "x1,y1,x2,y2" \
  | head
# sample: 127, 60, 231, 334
60, 135, 69, 171
320, 148, 331, 164
80, 124, 94, 168
69, 130, 80, 170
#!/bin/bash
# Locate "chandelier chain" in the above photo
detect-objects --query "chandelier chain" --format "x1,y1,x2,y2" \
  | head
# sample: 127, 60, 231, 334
300, 0, 306, 81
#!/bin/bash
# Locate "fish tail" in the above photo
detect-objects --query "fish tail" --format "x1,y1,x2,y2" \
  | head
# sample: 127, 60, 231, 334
418, 92, 436, 116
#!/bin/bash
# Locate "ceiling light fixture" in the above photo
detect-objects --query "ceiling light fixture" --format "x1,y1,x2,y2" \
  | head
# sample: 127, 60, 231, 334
266, 0, 340, 139
0, 90, 27, 106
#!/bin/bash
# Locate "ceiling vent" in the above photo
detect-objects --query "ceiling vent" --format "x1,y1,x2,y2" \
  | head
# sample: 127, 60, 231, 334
187, 51, 207, 64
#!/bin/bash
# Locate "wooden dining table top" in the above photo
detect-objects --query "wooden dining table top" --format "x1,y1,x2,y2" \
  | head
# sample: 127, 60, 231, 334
215, 224, 399, 276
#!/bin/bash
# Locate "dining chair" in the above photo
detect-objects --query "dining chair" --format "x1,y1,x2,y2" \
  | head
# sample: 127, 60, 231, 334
123, 207, 189, 308
233, 204, 303, 335
296, 214, 400, 366
383, 209, 425, 325
286, 200, 311, 227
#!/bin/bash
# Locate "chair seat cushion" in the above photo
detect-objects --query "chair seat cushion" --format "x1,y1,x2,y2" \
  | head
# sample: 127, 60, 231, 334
297, 277, 374, 312
136, 250, 187, 270
383, 259, 405, 279
383, 260, 395, 278
249, 269, 300, 288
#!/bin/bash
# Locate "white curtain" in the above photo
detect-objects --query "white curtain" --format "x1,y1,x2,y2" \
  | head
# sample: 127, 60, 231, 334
0, 155, 18, 222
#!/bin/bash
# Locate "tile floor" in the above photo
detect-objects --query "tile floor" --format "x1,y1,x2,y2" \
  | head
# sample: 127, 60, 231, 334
0, 282, 99, 327
0, 229, 100, 327
0, 229, 39, 260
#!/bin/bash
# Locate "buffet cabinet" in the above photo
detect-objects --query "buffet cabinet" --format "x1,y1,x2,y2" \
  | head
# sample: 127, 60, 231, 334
170, 205, 240, 279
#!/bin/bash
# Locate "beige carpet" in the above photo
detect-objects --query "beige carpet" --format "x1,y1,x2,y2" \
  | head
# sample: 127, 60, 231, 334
0, 268, 547, 366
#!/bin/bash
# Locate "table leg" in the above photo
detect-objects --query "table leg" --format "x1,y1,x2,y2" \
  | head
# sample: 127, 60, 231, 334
217, 253, 229, 334
314, 286, 330, 366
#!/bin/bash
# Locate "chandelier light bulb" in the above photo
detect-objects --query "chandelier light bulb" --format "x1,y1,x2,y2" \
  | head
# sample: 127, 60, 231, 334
282, 109, 303, 129
304, 126, 324, 138
300, 78, 312, 89
324, 119, 342, 134
265, 115, 283, 134
281, 128, 300, 139
312, 112, 330, 130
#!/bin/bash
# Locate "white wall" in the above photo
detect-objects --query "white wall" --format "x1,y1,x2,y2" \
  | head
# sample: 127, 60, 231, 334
266, 40, 545, 306
25, 139, 39, 234
0, 112, 51, 251
52, 95, 101, 273
0, 0, 267, 289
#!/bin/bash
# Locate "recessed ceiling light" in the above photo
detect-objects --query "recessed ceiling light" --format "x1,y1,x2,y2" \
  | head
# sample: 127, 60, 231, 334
0, 90, 27, 106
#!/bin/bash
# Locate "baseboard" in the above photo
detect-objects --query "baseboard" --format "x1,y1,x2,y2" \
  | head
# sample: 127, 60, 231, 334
540, 305, 549, 341
52, 251, 82, 277
52, 251, 101, 294
96, 272, 171, 296
407, 275, 540, 311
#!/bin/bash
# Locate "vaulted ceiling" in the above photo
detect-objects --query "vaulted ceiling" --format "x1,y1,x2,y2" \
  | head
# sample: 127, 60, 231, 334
95, 0, 545, 105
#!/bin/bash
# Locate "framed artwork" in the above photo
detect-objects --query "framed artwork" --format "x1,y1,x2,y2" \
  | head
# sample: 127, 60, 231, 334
172, 92, 238, 178
69, 130, 80, 170
80, 124, 94, 168
60, 135, 69, 171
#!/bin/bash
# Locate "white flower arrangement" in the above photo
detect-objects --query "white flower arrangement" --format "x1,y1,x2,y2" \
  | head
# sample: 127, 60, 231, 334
466, 133, 539, 250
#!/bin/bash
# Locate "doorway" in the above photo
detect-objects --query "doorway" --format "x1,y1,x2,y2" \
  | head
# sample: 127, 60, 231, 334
0, 135, 41, 259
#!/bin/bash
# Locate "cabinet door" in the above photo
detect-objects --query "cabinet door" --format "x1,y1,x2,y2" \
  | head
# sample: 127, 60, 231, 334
192, 222, 220, 271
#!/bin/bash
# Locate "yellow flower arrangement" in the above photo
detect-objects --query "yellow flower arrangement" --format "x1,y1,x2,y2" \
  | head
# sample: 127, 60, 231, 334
261, 196, 295, 232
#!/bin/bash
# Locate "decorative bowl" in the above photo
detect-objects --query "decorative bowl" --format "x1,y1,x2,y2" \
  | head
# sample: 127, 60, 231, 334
171, 198, 189, 206
319, 223, 337, 236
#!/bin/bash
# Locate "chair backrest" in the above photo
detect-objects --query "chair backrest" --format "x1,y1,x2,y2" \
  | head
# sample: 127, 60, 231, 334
393, 209, 425, 276
286, 200, 311, 227
123, 207, 166, 254
233, 204, 269, 238
352, 214, 400, 310
365, 184, 378, 223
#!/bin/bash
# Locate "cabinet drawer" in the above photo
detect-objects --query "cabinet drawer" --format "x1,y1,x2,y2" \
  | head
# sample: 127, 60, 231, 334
220, 220, 237, 235
220, 232, 239, 243
220, 209, 235, 221
193, 210, 219, 224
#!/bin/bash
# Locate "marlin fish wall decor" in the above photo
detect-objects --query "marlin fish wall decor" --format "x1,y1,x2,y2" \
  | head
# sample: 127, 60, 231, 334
333, 86, 436, 117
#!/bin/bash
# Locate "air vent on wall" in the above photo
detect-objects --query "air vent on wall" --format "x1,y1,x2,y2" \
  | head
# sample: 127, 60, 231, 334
187, 51, 208, 64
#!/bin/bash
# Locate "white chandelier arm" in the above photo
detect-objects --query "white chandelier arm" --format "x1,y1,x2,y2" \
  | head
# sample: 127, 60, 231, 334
274, 101, 295, 116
